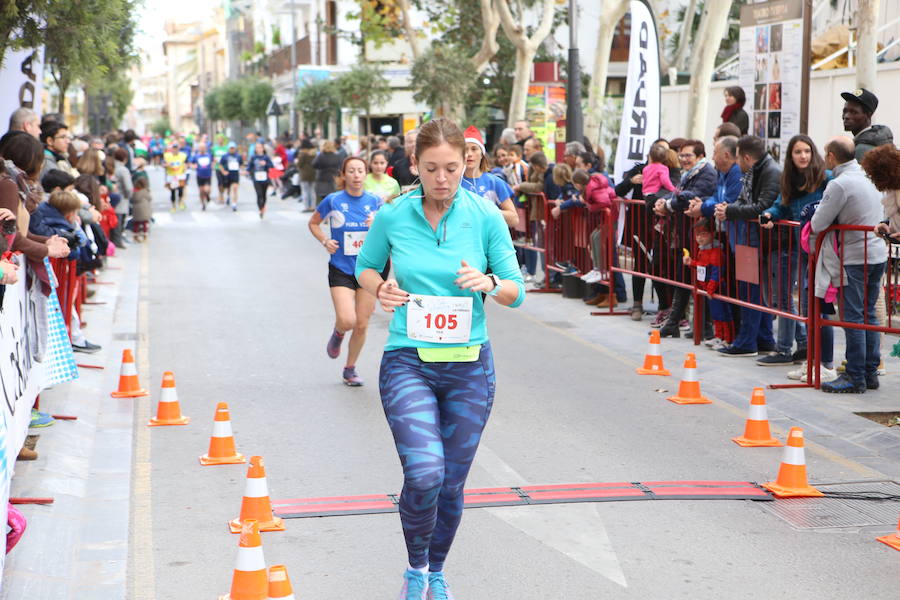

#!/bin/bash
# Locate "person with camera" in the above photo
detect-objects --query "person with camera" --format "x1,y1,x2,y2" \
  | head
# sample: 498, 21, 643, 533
0, 207, 20, 285
0, 131, 71, 262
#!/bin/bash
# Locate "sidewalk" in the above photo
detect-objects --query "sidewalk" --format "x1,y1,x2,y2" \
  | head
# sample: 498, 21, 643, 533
510, 281, 900, 481
1, 246, 142, 599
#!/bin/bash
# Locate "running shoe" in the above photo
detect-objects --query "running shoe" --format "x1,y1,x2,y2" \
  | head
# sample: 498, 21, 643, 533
326, 329, 344, 359
179, 202, 187, 211
398, 569, 428, 600
704, 337, 723, 348
427, 572, 454, 600
30, 409, 54, 428
170, 205, 177, 213
232, 204, 238, 212
649, 309, 670, 328
786, 364, 839, 382
342, 366, 363, 387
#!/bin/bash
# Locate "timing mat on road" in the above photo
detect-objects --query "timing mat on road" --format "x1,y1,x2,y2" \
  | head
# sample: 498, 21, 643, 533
272, 481, 773, 519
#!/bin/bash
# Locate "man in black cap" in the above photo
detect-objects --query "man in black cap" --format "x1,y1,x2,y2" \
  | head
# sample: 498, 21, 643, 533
840, 88, 894, 161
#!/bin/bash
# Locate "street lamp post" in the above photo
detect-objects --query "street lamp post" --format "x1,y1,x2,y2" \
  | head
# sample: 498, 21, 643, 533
565, 0, 584, 144
290, 6, 298, 138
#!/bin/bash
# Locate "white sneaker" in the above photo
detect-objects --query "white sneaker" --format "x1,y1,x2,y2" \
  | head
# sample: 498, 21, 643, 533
877, 360, 886, 376
711, 340, 728, 351
704, 337, 722, 348
787, 364, 839, 383
786, 364, 807, 380
579, 270, 595, 282
820, 367, 839, 383
583, 270, 604, 283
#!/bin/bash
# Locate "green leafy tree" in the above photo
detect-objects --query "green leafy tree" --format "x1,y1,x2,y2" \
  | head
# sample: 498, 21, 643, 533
204, 87, 223, 122
242, 79, 274, 122
335, 63, 392, 136
410, 43, 476, 121
151, 117, 171, 137
219, 79, 247, 122
44, 0, 141, 115
295, 78, 340, 133
0, 0, 48, 68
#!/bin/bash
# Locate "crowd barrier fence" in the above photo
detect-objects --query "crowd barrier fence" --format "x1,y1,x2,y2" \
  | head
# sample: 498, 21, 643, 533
526, 193, 900, 389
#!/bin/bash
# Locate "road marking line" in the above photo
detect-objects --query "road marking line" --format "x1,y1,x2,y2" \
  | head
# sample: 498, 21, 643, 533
130, 238, 156, 599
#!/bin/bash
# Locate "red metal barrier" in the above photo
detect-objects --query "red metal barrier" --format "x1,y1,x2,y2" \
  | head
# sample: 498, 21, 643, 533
537, 190, 899, 390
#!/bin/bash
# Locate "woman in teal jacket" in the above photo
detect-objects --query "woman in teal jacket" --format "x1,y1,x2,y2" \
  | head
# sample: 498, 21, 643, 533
356, 118, 524, 600
760, 134, 834, 377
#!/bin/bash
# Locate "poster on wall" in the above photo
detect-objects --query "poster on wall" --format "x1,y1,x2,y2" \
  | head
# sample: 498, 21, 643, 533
739, 0, 804, 163
526, 84, 566, 155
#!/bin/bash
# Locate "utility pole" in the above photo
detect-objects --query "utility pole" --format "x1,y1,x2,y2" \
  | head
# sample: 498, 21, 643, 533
566, 0, 583, 143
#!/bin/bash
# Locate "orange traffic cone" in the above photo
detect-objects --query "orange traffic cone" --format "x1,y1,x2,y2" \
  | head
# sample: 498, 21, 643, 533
763, 427, 823, 497
200, 402, 246, 466
636, 330, 671, 376
148, 371, 189, 426
230, 456, 285, 533
876, 515, 900, 551
110, 349, 149, 398
267, 565, 296, 599
732, 388, 782, 447
220, 519, 268, 600
667, 353, 711, 404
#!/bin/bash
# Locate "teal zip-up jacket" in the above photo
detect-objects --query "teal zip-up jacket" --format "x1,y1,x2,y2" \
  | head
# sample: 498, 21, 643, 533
356, 185, 525, 350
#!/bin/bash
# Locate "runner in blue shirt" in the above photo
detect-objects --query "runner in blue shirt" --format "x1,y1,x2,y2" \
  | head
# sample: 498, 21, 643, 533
307, 156, 387, 386
355, 119, 524, 600
189, 140, 215, 211
461, 125, 519, 227
247, 143, 274, 218
218, 142, 242, 210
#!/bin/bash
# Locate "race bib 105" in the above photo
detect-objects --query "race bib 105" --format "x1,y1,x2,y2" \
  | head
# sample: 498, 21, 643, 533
406, 295, 473, 344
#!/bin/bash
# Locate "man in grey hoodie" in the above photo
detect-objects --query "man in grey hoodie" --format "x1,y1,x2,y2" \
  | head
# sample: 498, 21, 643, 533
841, 88, 894, 161
811, 136, 888, 393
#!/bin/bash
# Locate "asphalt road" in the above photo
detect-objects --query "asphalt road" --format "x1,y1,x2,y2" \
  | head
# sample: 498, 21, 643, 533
140, 168, 900, 599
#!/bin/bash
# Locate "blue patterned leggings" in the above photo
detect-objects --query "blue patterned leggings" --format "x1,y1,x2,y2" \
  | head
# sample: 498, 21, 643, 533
379, 343, 496, 572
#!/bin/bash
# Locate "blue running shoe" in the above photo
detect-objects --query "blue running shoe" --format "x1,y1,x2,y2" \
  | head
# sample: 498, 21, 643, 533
427, 572, 454, 599
398, 569, 427, 600
30, 409, 54, 428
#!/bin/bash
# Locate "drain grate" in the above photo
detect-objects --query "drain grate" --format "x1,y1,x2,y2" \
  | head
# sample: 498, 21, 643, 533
762, 480, 900, 530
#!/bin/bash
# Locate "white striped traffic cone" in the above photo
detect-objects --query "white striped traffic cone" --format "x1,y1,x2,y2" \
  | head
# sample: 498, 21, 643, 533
220, 519, 268, 600
200, 402, 246, 466
763, 427, 823, 497
667, 353, 711, 404
732, 388, 782, 447
229, 456, 285, 533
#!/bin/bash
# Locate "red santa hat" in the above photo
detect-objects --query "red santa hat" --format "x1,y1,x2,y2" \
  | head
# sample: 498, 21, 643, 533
464, 125, 486, 156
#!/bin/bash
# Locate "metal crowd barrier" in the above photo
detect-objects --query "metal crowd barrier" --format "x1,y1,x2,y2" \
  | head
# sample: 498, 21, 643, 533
531, 193, 899, 389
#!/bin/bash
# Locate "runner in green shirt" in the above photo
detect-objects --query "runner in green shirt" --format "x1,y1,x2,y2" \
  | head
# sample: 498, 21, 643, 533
212, 134, 230, 204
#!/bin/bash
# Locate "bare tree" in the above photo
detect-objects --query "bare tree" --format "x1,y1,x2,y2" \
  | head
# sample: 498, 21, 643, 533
672, 0, 699, 71
397, 0, 421, 60
855, 0, 881, 90
685, 0, 733, 140
471, 0, 502, 75
584, 0, 629, 147
497, 0, 556, 126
